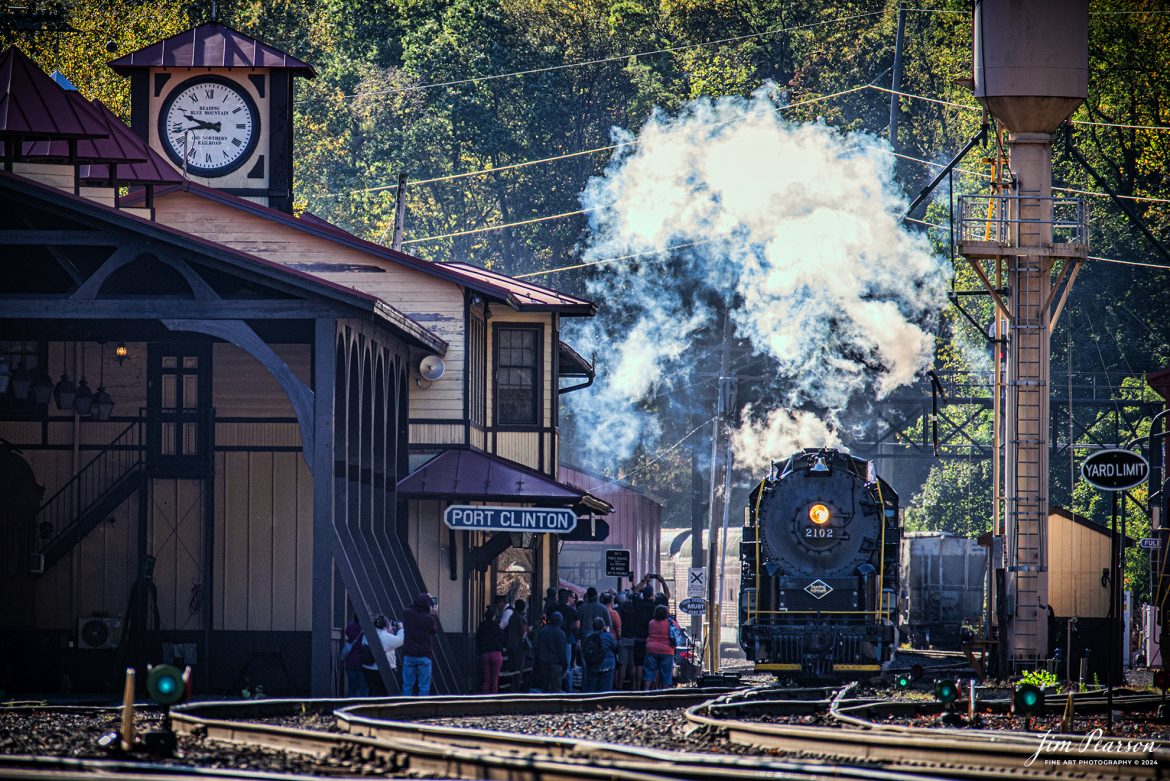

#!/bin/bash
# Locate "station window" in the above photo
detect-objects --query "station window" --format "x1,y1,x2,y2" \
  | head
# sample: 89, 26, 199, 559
494, 325, 541, 427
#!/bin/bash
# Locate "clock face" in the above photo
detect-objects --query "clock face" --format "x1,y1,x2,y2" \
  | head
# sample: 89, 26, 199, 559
158, 76, 261, 177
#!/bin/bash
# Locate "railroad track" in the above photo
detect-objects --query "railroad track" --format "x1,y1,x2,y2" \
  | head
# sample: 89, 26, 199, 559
688, 684, 1169, 780
4, 683, 1165, 780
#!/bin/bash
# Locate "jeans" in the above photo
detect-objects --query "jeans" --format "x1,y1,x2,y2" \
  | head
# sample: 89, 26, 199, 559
586, 667, 614, 692
346, 667, 368, 697
643, 652, 674, 688
403, 656, 432, 696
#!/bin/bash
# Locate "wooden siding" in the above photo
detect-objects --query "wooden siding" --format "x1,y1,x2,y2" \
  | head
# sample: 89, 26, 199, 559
12, 162, 73, 191
149, 478, 205, 631
1048, 511, 1112, 618
212, 343, 308, 417
214, 450, 313, 631
150, 191, 466, 424
406, 499, 461, 627
408, 422, 465, 446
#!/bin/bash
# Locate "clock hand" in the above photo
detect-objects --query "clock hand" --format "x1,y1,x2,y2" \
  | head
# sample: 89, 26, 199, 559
181, 114, 222, 132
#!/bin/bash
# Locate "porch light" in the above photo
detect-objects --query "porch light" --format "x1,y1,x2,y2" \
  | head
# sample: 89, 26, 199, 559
114, 343, 128, 366
53, 374, 76, 411
93, 386, 115, 420
73, 378, 93, 416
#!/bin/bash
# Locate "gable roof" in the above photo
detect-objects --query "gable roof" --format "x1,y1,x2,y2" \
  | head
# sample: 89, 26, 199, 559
77, 102, 184, 185
0, 170, 445, 354
1049, 506, 1136, 544
131, 181, 597, 315
18, 94, 147, 163
109, 23, 315, 76
0, 47, 109, 139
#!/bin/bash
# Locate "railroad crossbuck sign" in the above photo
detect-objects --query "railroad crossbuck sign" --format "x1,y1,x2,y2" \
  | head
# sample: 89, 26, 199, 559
606, 549, 631, 577
443, 505, 577, 533
688, 567, 707, 598
1079, 448, 1149, 492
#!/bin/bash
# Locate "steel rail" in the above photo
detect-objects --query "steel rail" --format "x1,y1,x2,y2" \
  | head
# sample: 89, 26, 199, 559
681, 686, 1167, 780
170, 690, 953, 781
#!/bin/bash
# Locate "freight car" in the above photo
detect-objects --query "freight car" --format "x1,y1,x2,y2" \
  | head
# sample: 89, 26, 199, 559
739, 449, 899, 676
898, 532, 986, 649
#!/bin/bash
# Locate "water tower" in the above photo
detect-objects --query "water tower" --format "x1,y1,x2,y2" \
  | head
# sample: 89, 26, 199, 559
958, 0, 1088, 671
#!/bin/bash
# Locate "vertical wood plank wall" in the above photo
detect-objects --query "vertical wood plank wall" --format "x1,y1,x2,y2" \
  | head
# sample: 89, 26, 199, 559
1047, 511, 1111, 618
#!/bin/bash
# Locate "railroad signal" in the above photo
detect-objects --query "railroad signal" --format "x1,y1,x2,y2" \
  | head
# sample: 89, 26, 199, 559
934, 678, 960, 704
1154, 668, 1169, 691
895, 672, 912, 689
1015, 683, 1044, 716
146, 664, 186, 705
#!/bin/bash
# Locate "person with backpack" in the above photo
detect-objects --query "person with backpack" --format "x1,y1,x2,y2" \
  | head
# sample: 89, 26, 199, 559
643, 604, 676, 690
582, 616, 618, 691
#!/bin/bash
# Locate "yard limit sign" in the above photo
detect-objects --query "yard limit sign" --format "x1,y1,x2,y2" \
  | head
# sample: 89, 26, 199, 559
1080, 447, 1149, 730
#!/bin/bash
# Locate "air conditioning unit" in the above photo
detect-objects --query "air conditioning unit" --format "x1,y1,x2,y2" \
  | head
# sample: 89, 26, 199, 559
78, 616, 122, 650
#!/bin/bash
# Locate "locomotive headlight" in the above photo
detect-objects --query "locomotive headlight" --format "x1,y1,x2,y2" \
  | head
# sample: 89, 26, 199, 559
808, 503, 831, 525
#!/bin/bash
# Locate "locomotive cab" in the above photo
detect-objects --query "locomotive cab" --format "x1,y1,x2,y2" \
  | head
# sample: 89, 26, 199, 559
739, 449, 899, 677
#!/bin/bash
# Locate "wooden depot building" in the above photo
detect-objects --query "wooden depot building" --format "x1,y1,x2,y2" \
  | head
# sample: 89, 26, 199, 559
0, 24, 609, 696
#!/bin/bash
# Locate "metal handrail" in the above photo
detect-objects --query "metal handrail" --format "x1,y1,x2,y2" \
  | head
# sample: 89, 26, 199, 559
957, 194, 1089, 247
35, 419, 144, 554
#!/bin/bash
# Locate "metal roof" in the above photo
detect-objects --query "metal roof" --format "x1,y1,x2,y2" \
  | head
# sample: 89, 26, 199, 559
17, 94, 147, 163
0, 47, 109, 139
109, 23, 315, 76
77, 101, 184, 185
397, 448, 612, 514
441, 262, 595, 314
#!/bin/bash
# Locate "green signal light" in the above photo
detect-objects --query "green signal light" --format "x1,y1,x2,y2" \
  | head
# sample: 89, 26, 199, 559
934, 679, 959, 704
896, 673, 912, 689
146, 664, 185, 705
1015, 683, 1043, 715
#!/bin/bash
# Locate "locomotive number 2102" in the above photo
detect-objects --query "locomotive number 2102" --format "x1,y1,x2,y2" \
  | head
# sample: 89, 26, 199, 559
804, 527, 834, 538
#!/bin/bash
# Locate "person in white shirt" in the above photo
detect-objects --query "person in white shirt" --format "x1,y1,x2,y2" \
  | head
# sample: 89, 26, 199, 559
361, 614, 404, 695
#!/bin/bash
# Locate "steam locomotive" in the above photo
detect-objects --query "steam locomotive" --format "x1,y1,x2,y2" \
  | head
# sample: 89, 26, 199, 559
738, 448, 900, 676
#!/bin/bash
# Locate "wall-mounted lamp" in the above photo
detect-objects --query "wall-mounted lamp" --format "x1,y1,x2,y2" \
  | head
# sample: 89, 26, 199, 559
114, 343, 128, 366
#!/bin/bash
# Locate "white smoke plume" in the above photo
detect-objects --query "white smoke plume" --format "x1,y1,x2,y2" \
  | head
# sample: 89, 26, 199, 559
569, 86, 948, 471
731, 406, 843, 471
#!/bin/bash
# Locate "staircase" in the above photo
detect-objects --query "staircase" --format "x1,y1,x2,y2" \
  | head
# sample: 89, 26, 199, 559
32, 420, 145, 575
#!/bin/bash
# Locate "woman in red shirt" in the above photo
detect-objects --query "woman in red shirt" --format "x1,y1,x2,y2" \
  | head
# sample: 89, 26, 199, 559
643, 605, 675, 689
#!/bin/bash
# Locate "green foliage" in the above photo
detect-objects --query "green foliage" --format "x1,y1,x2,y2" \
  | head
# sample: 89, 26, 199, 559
904, 458, 992, 538
1017, 668, 1058, 689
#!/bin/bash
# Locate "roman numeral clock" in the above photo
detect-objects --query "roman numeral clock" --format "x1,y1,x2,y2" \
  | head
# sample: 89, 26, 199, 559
111, 23, 315, 213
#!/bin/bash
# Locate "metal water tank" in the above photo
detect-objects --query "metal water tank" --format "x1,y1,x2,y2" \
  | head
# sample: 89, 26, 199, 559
973, 0, 1088, 133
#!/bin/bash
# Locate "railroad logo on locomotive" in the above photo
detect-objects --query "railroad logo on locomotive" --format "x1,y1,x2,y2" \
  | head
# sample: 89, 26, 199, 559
804, 579, 833, 599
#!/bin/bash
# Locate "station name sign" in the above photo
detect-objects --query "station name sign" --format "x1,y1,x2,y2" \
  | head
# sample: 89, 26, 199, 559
1080, 448, 1149, 492
443, 505, 578, 534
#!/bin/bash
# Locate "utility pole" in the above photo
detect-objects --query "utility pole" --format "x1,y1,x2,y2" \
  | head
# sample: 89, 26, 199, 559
705, 314, 734, 673
392, 172, 408, 251
888, 2, 907, 148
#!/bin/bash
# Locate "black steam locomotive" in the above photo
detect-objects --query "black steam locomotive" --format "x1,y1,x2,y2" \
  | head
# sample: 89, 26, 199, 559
739, 448, 900, 676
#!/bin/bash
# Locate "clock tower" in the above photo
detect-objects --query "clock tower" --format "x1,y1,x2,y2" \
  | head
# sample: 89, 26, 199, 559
111, 23, 315, 212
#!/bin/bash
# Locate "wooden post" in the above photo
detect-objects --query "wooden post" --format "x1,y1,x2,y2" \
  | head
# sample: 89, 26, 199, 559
120, 667, 136, 752
392, 173, 408, 251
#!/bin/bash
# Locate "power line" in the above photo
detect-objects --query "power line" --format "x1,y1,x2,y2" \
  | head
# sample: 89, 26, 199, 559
324, 11, 885, 101
400, 207, 597, 245
326, 84, 872, 201
602, 415, 717, 486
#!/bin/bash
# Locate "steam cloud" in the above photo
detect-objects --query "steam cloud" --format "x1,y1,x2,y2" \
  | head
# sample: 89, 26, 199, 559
570, 86, 948, 472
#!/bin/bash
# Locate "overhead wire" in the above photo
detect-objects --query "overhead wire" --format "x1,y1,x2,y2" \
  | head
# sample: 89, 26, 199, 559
323, 10, 886, 100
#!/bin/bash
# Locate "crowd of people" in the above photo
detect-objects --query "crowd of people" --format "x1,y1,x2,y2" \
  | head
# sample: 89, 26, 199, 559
341, 574, 686, 696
